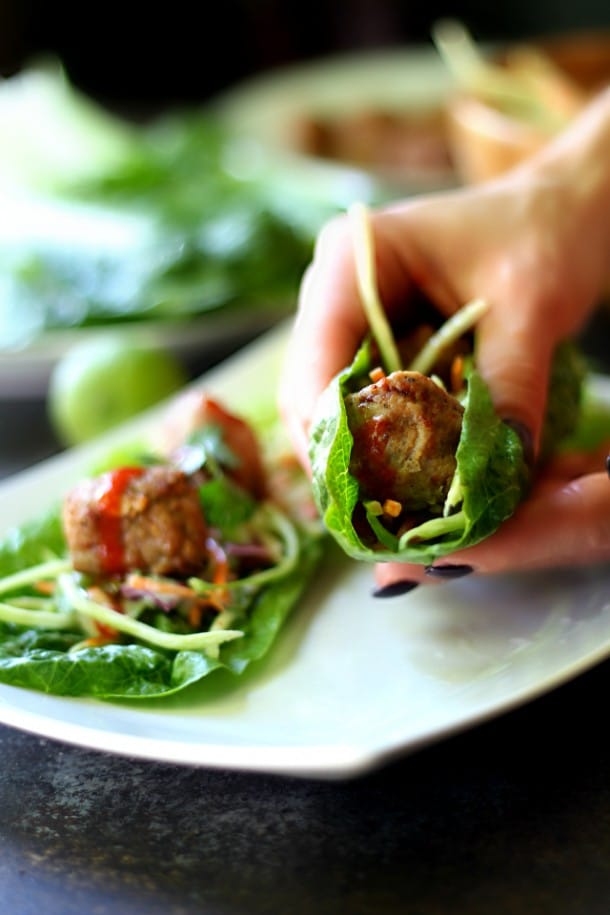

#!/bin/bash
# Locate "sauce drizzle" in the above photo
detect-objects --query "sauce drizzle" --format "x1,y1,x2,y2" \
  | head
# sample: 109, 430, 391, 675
95, 467, 144, 576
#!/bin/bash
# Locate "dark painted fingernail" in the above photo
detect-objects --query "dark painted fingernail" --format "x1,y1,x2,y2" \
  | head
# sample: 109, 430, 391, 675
372, 580, 419, 598
606, 455, 610, 478
503, 419, 535, 468
425, 564, 473, 579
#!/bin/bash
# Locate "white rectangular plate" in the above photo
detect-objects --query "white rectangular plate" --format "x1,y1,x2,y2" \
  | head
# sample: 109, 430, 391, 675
1, 323, 609, 779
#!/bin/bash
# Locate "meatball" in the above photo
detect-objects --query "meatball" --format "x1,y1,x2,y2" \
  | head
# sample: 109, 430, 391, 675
63, 465, 208, 578
345, 371, 464, 514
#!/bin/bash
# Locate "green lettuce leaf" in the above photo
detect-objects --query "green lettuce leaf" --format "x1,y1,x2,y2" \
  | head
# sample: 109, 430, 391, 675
0, 509, 322, 700
310, 340, 584, 565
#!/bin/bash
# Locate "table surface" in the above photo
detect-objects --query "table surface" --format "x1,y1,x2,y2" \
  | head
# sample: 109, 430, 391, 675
2, 316, 610, 915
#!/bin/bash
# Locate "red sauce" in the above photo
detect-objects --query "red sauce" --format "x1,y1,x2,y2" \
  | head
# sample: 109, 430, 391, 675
351, 416, 397, 500
95, 467, 144, 576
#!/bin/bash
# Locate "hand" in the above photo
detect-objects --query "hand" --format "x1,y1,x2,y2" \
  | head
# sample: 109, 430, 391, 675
374, 442, 610, 593
278, 89, 610, 581
279, 168, 607, 469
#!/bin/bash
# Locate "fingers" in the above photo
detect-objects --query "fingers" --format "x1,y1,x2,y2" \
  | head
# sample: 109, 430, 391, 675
277, 209, 421, 469
432, 467, 610, 576
385, 190, 561, 458
278, 218, 366, 469
374, 560, 429, 595
372, 451, 610, 592
538, 440, 610, 488
377, 472, 610, 587
473, 279, 556, 459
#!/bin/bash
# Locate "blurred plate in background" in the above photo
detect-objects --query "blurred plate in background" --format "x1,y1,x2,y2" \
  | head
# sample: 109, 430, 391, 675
215, 46, 459, 194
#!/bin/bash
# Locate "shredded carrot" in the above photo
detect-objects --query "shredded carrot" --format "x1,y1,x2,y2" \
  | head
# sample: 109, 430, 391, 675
125, 571, 227, 627
125, 573, 198, 599
94, 623, 119, 640
80, 635, 118, 648
206, 537, 230, 586
450, 355, 465, 393
34, 580, 56, 595
187, 588, 232, 628
369, 366, 386, 383
213, 565, 229, 587
188, 604, 204, 628
382, 499, 403, 518
86, 587, 121, 638
209, 592, 228, 611
87, 585, 122, 612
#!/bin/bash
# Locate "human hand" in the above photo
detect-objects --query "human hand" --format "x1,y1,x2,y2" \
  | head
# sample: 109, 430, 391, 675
373, 442, 610, 594
279, 169, 606, 469
278, 90, 610, 582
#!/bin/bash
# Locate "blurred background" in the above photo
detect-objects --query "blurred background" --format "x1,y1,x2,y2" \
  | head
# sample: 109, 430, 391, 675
2, 0, 610, 108
1, 0, 610, 474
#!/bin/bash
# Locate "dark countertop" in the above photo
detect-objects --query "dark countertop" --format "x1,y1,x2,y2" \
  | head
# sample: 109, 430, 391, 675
2, 665, 610, 915
2, 315, 610, 915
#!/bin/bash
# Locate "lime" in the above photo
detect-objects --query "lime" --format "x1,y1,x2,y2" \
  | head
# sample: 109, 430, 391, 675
48, 333, 188, 446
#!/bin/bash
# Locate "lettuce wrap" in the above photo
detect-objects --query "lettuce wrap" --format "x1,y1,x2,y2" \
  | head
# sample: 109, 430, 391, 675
308, 203, 586, 565
0, 397, 323, 699
310, 335, 584, 565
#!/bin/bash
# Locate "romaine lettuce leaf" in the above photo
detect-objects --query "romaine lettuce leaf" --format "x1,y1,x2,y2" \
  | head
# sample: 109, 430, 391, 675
310, 340, 584, 565
0, 508, 322, 699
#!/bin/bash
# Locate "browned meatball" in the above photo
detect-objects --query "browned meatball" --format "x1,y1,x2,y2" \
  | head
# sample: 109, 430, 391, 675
345, 371, 464, 514
63, 465, 208, 578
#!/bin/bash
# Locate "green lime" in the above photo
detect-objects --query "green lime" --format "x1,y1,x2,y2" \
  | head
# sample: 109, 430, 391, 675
48, 333, 188, 446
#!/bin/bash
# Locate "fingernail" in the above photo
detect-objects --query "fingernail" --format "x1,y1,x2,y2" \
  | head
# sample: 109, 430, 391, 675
425, 564, 473, 579
503, 419, 535, 468
372, 580, 419, 598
